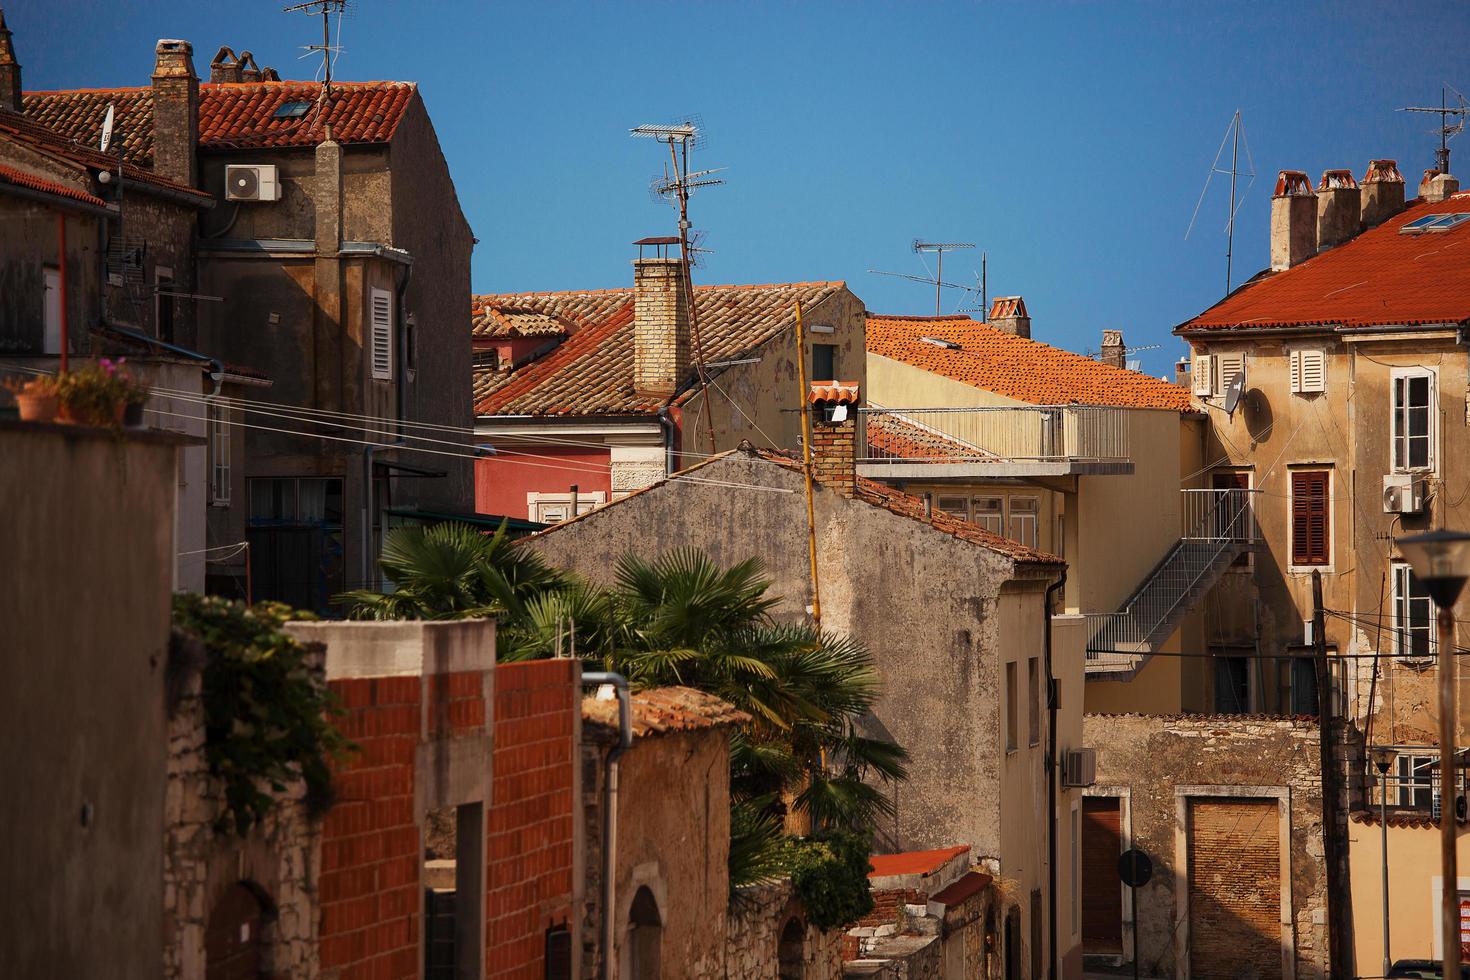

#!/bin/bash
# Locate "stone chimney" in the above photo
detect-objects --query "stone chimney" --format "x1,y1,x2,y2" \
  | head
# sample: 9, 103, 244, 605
1361, 160, 1405, 229
1419, 169, 1461, 203
1100, 330, 1125, 369
238, 51, 263, 82
1316, 169, 1360, 251
151, 39, 199, 187
808, 382, 859, 497
315, 126, 342, 254
0, 8, 21, 113
988, 296, 1031, 338
1175, 357, 1192, 390
209, 46, 241, 83
632, 255, 690, 396
1270, 170, 1317, 271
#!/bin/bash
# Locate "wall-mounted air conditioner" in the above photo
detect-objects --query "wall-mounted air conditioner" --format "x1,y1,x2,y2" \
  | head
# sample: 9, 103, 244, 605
1383, 473, 1426, 515
1061, 748, 1096, 788
224, 164, 282, 202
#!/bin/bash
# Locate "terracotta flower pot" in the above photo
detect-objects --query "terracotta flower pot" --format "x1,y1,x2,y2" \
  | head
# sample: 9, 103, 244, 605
15, 393, 59, 423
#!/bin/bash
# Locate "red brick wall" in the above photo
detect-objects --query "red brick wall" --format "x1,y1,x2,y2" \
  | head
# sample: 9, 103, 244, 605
486, 659, 579, 979
856, 887, 924, 929
1188, 799, 1282, 980
320, 675, 426, 980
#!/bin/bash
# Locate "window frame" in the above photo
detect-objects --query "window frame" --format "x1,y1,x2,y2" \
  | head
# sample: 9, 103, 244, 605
1395, 753, 1436, 809
1027, 657, 1040, 747
208, 403, 231, 507
155, 265, 175, 344
811, 343, 837, 382
1005, 661, 1018, 753
1289, 348, 1326, 395
1391, 561, 1436, 662
1009, 496, 1040, 549
1289, 468, 1331, 569
43, 265, 62, 355
1211, 352, 1246, 399
369, 286, 395, 381
1390, 366, 1437, 475
936, 495, 971, 521
527, 490, 605, 524
973, 494, 1005, 535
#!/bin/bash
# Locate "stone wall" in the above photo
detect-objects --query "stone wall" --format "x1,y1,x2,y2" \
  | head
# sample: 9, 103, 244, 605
724, 879, 844, 980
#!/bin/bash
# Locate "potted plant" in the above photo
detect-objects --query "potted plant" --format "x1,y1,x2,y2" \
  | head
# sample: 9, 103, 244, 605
4, 374, 60, 423
55, 359, 151, 428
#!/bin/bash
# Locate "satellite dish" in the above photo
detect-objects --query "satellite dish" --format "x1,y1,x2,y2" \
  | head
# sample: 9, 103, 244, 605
1223, 366, 1247, 416
99, 104, 115, 154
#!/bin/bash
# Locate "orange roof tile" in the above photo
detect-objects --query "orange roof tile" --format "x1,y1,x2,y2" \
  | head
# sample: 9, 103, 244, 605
867, 315, 1192, 412
864, 411, 988, 462
0, 108, 210, 202
930, 870, 994, 907
868, 845, 970, 878
0, 162, 107, 208
581, 686, 750, 739
473, 282, 849, 416
809, 380, 860, 404
1179, 194, 1470, 332
22, 81, 415, 167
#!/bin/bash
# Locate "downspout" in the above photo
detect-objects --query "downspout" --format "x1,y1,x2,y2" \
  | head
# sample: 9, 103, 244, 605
57, 213, 68, 372
393, 258, 412, 424
656, 407, 677, 477
581, 672, 631, 980
1044, 570, 1067, 980
362, 437, 406, 591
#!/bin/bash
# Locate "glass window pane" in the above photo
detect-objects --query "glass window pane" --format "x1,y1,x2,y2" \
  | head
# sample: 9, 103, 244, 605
249, 478, 294, 521
298, 479, 327, 522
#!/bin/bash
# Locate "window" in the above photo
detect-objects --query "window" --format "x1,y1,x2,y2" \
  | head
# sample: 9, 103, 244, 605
472, 348, 497, 370
936, 495, 970, 521
627, 887, 662, 980
1005, 661, 1018, 752
811, 343, 837, 382
1213, 655, 1250, 713
1191, 351, 1212, 396
1290, 470, 1330, 566
1396, 754, 1436, 809
369, 286, 394, 381
527, 491, 604, 524
1213, 352, 1245, 397
1027, 657, 1040, 746
1392, 371, 1435, 472
1009, 496, 1039, 548
273, 100, 312, 119
43, 267, 61, 354
209, 404, 231, 506
1289, 656, 1319, 716
1400, 212, 1470, 235
246, 477, 346, 614
974, 495, 1004, 535
1289, 349, 1325, 394
1392, 562, 1435, 661
155, 266, 175, 343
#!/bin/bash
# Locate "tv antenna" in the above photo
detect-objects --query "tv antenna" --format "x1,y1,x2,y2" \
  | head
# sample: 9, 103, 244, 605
284, 0, 347, 100
631, 117, 724, 454
1400, 84, 1468, 176
1186, 109, 1256, 298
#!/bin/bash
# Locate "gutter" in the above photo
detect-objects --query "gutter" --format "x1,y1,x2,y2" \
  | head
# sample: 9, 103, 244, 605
117, 175, 215, 210
581, 671, 632, 980
1044, 570, 1067, 980
96, 322, 226, 397
0, 181, 115, 218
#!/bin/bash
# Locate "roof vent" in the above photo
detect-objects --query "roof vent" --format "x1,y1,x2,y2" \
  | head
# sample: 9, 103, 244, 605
920, 336, 961, 350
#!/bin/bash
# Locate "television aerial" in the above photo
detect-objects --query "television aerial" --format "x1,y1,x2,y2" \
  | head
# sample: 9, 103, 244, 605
1400, 84, 1468, 176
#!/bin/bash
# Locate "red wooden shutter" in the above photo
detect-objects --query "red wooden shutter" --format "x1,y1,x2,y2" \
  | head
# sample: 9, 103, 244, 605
1292, 471, 1329, 565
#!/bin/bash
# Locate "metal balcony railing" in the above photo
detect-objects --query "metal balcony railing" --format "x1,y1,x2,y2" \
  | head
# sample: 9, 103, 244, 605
858, 405, 1129, 464
1086, 488, 1258, 670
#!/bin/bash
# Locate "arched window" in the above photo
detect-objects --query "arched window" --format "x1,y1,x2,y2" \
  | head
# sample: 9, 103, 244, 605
628, 886, 662, 980
206, 883, 265, 980
778, 917, 805, 979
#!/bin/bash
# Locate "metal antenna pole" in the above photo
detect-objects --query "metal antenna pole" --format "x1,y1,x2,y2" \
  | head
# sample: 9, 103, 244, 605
1227, 110, 1239, 296
1401, 83, 1467, 175
667, 136, 717, 456
981, 252, 987, 322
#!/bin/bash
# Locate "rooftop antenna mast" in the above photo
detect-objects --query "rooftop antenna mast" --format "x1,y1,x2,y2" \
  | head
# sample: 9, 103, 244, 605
631, 119, 724, 455
284, 0, 346, 101
1401, 84, 1468, 176
1186, 109, 1255, 298
912, 241, 975, 315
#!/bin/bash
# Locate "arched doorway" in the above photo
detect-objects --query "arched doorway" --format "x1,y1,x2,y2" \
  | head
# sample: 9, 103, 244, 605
778, 917, 805, 979
627, 886, 662, 980
205, 883, 265, 980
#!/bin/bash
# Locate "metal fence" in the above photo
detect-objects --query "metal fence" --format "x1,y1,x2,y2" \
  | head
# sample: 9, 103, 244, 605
857, 405, 1129, 464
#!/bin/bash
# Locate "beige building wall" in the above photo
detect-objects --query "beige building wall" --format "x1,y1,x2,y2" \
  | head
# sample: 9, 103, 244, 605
1348, 818, 1470, 966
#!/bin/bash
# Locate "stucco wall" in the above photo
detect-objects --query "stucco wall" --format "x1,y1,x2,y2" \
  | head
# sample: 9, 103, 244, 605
0, 422, 181, 980
1347, 815, 1470, 966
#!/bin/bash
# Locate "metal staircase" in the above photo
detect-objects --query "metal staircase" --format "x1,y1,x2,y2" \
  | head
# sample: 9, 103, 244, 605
1085, 489, 1257, 676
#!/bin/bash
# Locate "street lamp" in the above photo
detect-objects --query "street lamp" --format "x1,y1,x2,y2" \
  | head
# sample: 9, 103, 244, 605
1370, 745, 1397, 977
1395, 528, 1470, 980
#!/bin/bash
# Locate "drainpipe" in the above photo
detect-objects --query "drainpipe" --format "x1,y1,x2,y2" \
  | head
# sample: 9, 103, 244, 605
1044, 570, 1067, 980
362, 437, 406, 591
393, 259, 412, 425
57, 213, 68, 372
656, 407, 677, 477
582, 671, 631, 980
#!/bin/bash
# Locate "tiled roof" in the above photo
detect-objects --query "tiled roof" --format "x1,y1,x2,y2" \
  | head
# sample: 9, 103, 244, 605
0, 108, 210, 201
474, 282, 847, 416
868, 845, 970, 878
471, 306, 575, 339
864, 411, 990, 462
1348, 810, 1441, 829
1179, 194, 1470, 332
22, 81, 416, 167
867, 315, 1192, 412
0, 162, 107, 208
582, 685, 750, 739
929, 870, 993, 907
809, 381, 861, 404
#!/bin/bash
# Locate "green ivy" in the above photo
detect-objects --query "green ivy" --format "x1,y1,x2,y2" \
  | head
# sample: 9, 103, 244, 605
171, 594, 352, 836
774, 830, 876, 930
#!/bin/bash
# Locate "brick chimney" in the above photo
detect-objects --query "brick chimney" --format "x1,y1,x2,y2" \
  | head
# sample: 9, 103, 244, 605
988, 296, 1031, 338
1175, 357, 1192, 390
209, 46, 241, 83
1270, 170, 1317, 271
632, 255, 690, 396
0, 8, 21, 113
151, 39, 199, 187
238, 51, 263, 82
1419, 169, 1460, 203
1361, 160, 1405, 229
1316, 169, 1360, 251
1100, 330, 1125, 369
808, 381, 859, 497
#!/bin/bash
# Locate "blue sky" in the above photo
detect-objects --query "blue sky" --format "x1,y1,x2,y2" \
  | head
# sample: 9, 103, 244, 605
17, 1, 1470, 375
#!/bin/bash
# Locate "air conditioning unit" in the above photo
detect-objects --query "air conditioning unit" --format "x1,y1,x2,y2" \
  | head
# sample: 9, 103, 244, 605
1383, 474, 1426, 514
224, 164, 282, 202
1061, 748, 1096, 788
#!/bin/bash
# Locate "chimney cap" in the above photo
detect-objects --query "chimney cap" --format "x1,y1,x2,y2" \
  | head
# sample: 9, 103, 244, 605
1364, 159, 1404, 184
1318, 169, 1358, 190
1274, 170, 1313, 197
1102, 329, 1123, 346
632, 236, 680, 246
808, 381, 861, 405
989, 295, 1028, 319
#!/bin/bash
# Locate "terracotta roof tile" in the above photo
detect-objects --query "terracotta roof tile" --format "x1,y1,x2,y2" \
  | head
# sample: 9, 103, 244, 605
929, 870, 993, 907
864, 412, 993, 462
1179, 194, 1470, 332
867, 315, 1192, 412
1349, 810, 1440, 829
0, 108, 209, 201
809, 380, 860, 404
868, 845, 970, 878
473, 282, 848, 416
581, 685, 750, 739
0, 162, 107, 208
23, 81, 415, 167
471, 306, 574, 339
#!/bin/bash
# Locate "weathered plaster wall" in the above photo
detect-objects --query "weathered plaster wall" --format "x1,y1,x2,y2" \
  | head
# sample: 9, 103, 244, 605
1347, 815, 1470, 966
0, 194, 96, 354
725, 880, 844, 979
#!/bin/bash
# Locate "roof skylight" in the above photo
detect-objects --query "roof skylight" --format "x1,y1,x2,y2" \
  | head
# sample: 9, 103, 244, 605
273, 101, 312, 120
1400, 212, 1470, 235
920, 336, 962, 350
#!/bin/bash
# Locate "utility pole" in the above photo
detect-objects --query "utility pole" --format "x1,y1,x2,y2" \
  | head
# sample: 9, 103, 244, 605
795, 299, 821, 627
1312, 570, 1351, 980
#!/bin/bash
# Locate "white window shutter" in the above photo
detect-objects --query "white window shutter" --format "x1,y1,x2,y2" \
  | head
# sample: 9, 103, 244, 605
1299, 350, 1325, 393
370, 288, 394, 381
1215, 353, 1245, 396
1193, 353, 1212, 396
1289, 350, 1302, 393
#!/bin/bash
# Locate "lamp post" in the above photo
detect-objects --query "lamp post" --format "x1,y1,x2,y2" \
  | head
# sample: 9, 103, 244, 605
1395, 528, 1470, 980
1371, 745, 1397, 977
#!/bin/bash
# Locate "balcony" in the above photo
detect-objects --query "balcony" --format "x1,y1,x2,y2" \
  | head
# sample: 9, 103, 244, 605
1086, 488, 1258, 675
856, 405, 1132, 480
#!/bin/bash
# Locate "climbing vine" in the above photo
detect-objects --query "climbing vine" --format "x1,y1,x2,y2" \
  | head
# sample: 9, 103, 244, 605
171, 594, 352, 836
776, 830, 876, 930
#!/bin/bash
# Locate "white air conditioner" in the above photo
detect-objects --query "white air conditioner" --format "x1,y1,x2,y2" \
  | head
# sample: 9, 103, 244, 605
224, 164, 282, 202
1061, 748, 1096, 788
1383, 473, 1426, 514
